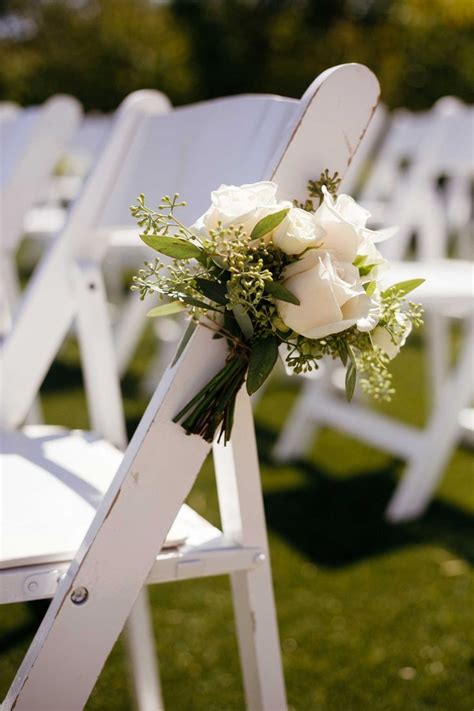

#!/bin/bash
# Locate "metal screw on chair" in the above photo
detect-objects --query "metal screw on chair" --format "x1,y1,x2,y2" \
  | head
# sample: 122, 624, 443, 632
253, 552, 266, 565
71, 586, 89, 605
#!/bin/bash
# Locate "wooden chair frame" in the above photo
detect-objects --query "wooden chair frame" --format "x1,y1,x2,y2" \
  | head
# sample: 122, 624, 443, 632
1, 64, 380, 710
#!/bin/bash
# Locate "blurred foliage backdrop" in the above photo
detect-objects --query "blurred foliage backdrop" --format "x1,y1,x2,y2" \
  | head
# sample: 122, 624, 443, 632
0, 0, 473, 112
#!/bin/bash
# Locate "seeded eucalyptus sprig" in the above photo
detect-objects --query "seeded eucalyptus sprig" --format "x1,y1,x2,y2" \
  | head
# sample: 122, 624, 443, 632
294, 171, 341, 212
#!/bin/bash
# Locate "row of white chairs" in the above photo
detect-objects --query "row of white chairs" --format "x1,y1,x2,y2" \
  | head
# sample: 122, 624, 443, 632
274, 94, 473, 522
0, 65, 472, 708
2, 87, 473, 523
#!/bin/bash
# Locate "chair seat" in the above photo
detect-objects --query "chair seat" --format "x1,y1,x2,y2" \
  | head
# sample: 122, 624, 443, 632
0, 425, 211, 570
385, 259, 474, 314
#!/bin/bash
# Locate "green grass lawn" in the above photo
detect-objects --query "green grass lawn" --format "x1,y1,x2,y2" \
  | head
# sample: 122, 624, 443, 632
1, 327, 472, 710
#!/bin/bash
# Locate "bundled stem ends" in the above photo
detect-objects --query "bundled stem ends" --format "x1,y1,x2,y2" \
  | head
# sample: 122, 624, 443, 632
172, 348, 249, 443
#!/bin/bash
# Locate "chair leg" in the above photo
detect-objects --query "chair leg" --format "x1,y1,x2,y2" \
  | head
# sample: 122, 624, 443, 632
213, 391, 287, 710
229, 566, 287, 711
124, 588, 164, 711
425, 312, 449, 406
386, 319, 474, 523
273, 381, 317, 462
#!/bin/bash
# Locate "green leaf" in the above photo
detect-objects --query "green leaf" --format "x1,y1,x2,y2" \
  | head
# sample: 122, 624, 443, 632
382, 278, 425, 299
246, 337, 279, 395
195, 278, 228, 305
338, 340, 348, 367
250, 208, 290, 241
232, 304, 254, 340
353, 254, 366, 267
175, 293, 220, 310
147, 301, 186, 318
140, 233, 205, 262
264, 281, 300, 305
364, 280, 377, 296
345, 361, 357, 402
171, 320, 197, 366
358, 263, 378, 278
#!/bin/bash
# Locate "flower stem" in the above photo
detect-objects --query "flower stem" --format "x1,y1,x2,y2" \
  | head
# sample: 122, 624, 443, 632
173, 349, 249, 443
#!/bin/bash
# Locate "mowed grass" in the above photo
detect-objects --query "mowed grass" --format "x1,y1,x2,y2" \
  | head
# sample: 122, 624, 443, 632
0, 326, 472, 711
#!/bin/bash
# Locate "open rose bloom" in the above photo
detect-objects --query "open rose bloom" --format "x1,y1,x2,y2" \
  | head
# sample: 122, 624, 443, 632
275, 186, 395, 341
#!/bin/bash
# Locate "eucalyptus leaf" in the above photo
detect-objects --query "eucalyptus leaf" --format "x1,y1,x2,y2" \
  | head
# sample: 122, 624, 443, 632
345, 361, 357, 402
140, 233, 205, 262
382, 278, 425, 299
171, 320, 197, 366
195, 278, 228, 305
250, 208, 290, 241
264, 281, 300, 305
147, 301, 186, 318
175, 293, 220, 310
246, 337, 279, 395
232, 304, 254, 340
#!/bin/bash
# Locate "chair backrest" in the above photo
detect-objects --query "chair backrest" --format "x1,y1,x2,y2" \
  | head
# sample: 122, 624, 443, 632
377, 98, 473, 260
360, 107, 430, 203
3, 63, 380, 711
0, 95, 83, 253
0, 88, 298, 428
66, 112, 113, 176
340, 101, 388, 194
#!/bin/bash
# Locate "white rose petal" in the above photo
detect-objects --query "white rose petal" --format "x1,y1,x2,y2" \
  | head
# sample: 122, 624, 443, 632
192, 181, 292, 242
276, 250, 374, 339
272, 207, 324, 255
314, 188, 360, 263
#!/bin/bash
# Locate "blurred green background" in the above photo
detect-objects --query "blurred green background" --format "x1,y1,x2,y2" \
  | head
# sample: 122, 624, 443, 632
0, 2, 473, 710
0, 0, 473, 111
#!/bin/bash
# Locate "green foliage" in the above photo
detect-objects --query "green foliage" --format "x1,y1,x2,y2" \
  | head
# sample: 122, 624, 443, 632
246, 336, 279, 395
1, 0, 472, 111
146, 301, 185, 318
264, 281, 300, 305
250, 208, 290, 241
140, 234, 205, 262
382, 278, 425, 299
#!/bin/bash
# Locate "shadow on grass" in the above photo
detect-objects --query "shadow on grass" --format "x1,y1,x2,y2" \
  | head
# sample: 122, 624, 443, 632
0, 600, 50, 657
256, 423, 474, 569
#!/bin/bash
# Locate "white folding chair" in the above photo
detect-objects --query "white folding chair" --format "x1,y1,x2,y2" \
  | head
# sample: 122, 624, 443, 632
0, 63, 380, 710
274, 255, 474, 523
22, 112, 114, 241
0, 95, 82, 333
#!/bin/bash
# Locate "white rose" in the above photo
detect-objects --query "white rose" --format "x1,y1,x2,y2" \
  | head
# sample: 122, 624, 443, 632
192, 181, 292, 241
372, 312, 412, 359
272, 207, 325, 255
314, 187, 395, 276
276, 249, 380, 340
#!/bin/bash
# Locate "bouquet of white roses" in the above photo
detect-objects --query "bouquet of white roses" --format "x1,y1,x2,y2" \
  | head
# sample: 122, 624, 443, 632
131, 172, 423, 444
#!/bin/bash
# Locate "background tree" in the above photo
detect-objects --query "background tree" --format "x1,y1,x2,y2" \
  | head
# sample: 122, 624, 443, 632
0, 0, 473, 111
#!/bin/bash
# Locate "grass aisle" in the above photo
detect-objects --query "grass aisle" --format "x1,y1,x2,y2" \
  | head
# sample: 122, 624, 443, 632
1, 328, 472, 710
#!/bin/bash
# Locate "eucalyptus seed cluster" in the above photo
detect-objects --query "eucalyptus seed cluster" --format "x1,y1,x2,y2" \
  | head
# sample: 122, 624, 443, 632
131, 193, 188, 238
294, 171, 341, 212
356, 349, 395, 401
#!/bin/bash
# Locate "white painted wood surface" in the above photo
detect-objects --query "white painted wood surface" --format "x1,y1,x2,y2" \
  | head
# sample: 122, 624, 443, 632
0, 96, 82, 335
2, 64, 380, 710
